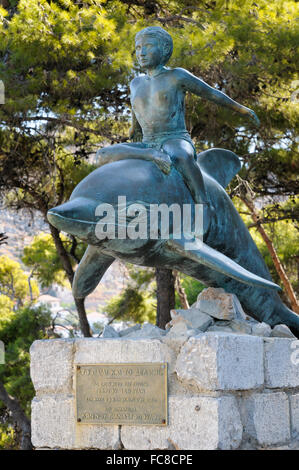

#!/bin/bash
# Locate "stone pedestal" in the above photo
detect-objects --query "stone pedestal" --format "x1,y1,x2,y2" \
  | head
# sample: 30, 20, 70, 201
30, 332, 299, 450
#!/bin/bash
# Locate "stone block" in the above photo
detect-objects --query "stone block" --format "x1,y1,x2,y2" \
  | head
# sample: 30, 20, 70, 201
290, 394, 299, 438
264, 338, 299, 388
240, 392, 290, 446
31, 395, 119, 449
30, 339, 74, 395
121, 395, 242, 450
175, 333, 264, 391
74, 423, 120, 450
74, 338, 174, 370
31, 395, 75, 449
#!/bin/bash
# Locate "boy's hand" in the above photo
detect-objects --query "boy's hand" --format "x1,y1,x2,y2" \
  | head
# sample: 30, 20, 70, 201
154, 158, 171, 175
151, 149, 172, 174
242, 106, 260, 127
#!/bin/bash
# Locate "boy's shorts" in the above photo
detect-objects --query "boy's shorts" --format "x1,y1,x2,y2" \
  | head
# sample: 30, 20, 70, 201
142, 130, 197, 160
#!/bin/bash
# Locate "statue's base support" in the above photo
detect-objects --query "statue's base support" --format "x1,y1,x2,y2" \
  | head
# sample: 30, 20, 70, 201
30, 333, 299, 450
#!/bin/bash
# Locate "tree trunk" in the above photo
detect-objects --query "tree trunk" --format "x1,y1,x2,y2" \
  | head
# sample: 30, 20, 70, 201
242, 197, 299, 314
49, 224, 75, 283
75, 297, 92, 337
173, 270, 190, 309
27, 269, 35, 303
155, 268, 175, 329
0, 381, 32, 450
49, 223, 92, 337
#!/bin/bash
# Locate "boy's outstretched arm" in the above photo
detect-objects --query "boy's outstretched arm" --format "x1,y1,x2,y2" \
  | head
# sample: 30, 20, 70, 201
178, 68, 260, 126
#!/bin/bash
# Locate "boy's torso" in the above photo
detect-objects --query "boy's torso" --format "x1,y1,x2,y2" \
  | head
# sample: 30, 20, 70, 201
130, 69, 187, 138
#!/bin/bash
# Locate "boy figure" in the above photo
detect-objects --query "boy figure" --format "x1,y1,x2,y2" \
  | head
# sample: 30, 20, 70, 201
97, 26, 259, 206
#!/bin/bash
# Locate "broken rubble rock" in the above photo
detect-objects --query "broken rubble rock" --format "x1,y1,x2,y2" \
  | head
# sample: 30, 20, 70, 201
270, 324, 296, 339
119, 324, 141, 337
232, 295, 248, 321
207, 324, 234, 334
166, 321, 189, 337
196, 287, 247, 321
207, 319, 251, 335
187, 328, 202, 337
125, 322, 166, 339
166, 321, 202, 338
246, 317, 259, 324
101, 325, 120, 338
169, 308, 214, 332
229, 319, 252, 335
251, 322, 272, 337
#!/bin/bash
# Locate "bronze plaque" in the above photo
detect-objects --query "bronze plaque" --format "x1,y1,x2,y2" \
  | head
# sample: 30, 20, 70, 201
75, 363, 168, 425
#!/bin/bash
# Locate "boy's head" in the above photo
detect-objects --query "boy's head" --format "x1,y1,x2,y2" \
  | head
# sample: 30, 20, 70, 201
135, 26, 173, 67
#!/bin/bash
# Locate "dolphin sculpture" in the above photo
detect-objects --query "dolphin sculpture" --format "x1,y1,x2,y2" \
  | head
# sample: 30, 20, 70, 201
47, 149, 299, 337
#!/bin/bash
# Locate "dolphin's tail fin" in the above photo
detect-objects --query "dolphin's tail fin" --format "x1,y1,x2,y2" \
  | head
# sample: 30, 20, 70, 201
272, 303, 299, 339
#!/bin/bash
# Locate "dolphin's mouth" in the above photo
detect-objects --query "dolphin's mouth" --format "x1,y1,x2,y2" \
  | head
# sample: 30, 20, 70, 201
47, 209, 97, 242
47, 210, 98, 226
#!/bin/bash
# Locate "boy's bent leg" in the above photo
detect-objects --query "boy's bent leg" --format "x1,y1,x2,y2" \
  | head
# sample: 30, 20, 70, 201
96, 142, 146, 163
96, 143, 171, 174
162, 139, 209, 205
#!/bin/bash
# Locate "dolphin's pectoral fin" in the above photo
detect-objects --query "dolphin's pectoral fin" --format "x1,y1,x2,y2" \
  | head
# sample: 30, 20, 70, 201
165, 238, 281, 291
72, 245, 115, 299
197, 148, 241, 188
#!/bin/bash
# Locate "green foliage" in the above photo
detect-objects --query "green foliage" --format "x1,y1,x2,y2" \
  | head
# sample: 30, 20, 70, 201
0, 304, 53, 449
104, 265, 156, 324
105, 287, 156, 324
22, 233, 66, 287
0, 422, 16, 450
233, 196, 299, 294
22, 232, 86, 287
257, 220, 298, 291
0, 0, 134, 130
105, 265, 207, 323
175, 274, 206, 308
0, 295, 14, 320
0, 253, 54, 448
0, 255, 39, 305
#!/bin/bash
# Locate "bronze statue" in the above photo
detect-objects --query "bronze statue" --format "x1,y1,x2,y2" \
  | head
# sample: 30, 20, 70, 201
47, 27, 299, 337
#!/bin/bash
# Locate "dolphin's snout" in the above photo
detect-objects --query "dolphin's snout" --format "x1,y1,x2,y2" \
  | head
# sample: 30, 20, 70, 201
47, 197, 96, 238
48, 197, 93, 220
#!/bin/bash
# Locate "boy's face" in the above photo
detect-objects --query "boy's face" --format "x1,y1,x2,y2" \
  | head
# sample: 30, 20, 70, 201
135, 35, 163, 69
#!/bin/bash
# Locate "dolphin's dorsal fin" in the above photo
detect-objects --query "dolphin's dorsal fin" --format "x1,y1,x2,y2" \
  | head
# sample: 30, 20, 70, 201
197, 148, 241, 188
